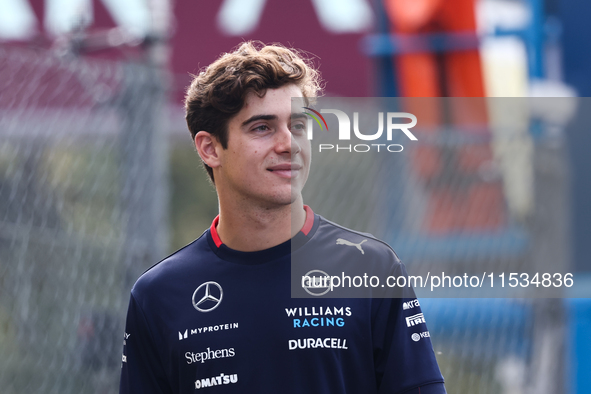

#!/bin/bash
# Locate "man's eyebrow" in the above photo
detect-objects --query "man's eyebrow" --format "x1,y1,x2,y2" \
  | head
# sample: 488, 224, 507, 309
290, 113, 307, 120
241, 114, 277, 126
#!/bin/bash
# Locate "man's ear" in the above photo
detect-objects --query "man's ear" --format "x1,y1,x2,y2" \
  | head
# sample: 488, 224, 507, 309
194, 131, 222, 169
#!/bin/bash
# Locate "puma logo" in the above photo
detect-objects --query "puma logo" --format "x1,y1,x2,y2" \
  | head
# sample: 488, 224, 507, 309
336, 238, 367, 254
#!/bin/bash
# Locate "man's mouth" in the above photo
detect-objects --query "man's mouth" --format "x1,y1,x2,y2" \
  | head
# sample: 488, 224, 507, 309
267, 164, 302, 178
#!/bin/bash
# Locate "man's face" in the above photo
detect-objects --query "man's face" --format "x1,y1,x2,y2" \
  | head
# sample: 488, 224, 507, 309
213, 84, 311, 208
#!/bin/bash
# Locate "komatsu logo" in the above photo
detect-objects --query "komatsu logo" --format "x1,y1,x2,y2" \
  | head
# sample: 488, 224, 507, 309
195, 373, 238, 389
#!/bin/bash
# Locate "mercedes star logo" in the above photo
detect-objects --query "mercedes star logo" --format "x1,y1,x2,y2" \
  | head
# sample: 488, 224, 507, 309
192, 281, 223, 312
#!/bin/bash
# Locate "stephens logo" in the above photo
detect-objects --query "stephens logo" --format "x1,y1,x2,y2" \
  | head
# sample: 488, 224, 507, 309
185, 347, 235, 364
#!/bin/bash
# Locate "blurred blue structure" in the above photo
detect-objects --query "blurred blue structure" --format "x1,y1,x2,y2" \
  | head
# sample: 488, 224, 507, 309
560, 1, 591, 393
493, 0, 545, 79
364, 1, 590, 392
421, 298, 532, 358
370, 0, 398, 97
568, 298, 591, 394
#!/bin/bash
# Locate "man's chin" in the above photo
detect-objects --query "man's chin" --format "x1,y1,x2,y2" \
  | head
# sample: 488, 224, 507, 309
290, 189, 304, 204
255, 191, 300, 209
270, 191, 301, 207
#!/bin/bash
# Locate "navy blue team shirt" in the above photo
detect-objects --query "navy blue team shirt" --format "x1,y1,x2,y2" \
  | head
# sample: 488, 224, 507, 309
120, 206, 446, 393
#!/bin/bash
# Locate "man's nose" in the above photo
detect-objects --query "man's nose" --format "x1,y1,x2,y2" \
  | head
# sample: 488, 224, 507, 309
276, 126, 301, 155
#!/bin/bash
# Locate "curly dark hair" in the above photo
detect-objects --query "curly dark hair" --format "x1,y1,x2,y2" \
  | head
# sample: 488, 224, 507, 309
184, 41, 323, 183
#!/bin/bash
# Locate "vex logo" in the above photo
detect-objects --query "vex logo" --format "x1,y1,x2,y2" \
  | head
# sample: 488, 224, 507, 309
302, 108, 418, 153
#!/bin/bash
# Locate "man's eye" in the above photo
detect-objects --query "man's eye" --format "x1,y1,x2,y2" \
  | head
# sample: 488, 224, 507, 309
291, 123, 306, 132
253, 125, 270, 132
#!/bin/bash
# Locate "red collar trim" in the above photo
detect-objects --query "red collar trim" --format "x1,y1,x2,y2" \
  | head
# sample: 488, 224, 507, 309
301, 205, 314, 236
209, 205, 315, 248
210, 215, 223, 248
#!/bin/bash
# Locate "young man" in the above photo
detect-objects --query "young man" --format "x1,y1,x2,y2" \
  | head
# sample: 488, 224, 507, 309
120, 42, 446, 393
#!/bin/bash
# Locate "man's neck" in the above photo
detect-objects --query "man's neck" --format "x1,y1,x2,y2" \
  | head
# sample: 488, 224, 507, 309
215, 198, 307, 252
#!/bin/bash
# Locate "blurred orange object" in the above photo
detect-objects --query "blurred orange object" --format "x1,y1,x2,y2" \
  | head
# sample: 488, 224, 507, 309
384, 0, 443, 33
384, 0, 484, 97
385, 0, 505, 233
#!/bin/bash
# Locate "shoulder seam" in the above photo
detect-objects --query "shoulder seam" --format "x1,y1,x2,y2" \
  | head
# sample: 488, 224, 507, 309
140, 229, 209, 277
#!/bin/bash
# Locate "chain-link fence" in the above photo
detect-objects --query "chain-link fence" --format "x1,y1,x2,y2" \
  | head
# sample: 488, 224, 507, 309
0, 44, 582, 394
301, 97, 577, 394
0, 46, 168, 393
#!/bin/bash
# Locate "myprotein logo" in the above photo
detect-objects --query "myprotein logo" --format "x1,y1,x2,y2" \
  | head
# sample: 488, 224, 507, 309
178, 322, 239, 340
304, 109, 418, 153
